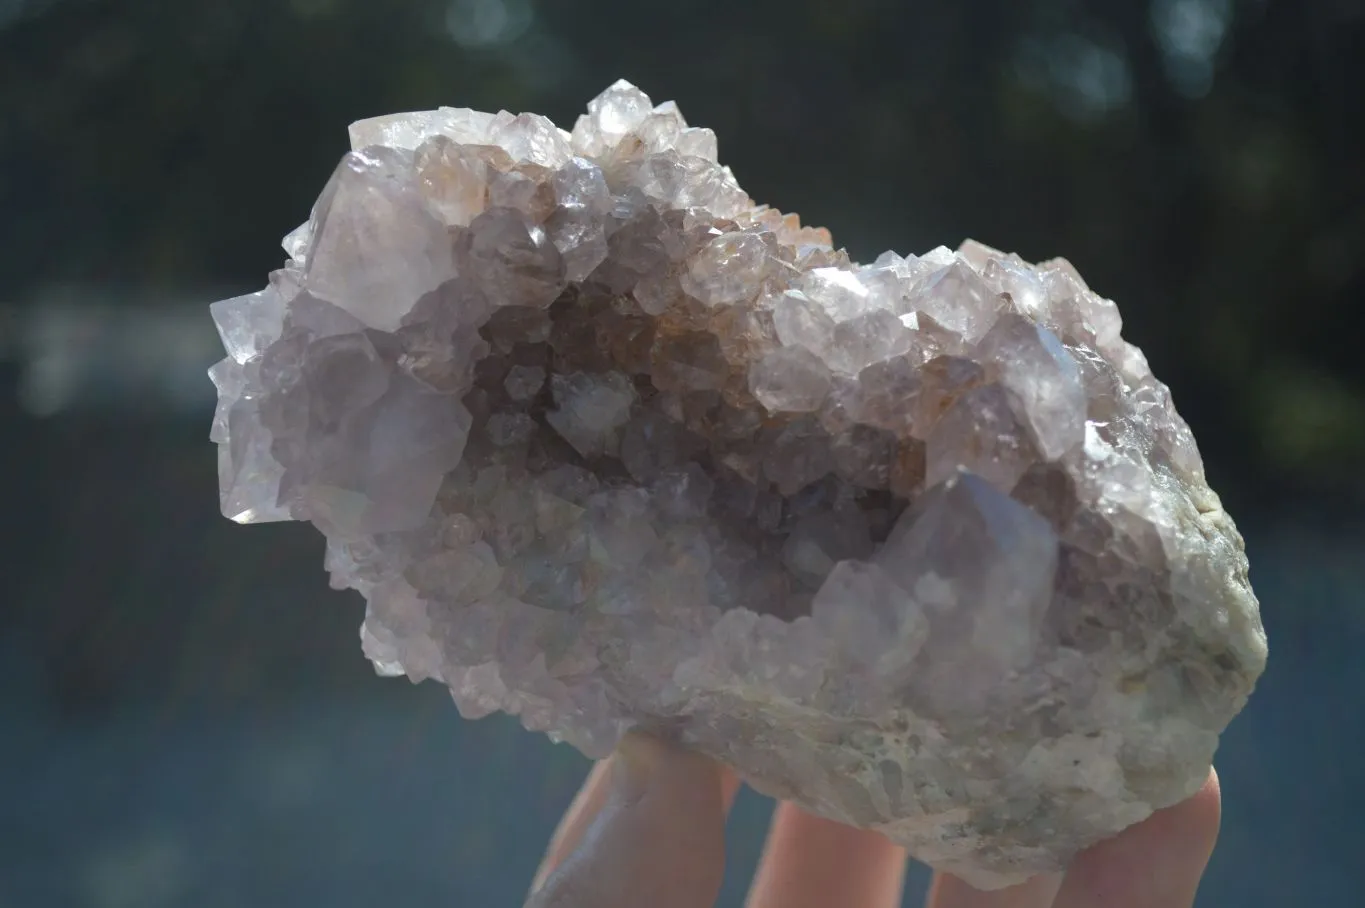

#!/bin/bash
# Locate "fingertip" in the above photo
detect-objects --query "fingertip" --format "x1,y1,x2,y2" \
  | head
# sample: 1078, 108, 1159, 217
530, 758, 615, 893
926, 871, 1063, 908
1189, 765, 1222, 846
527, 733, 730, 908
1052, 765, 1222, 908
613, 731, 725, 803
1122, 766, 1222, 861
746, 802, 908, 908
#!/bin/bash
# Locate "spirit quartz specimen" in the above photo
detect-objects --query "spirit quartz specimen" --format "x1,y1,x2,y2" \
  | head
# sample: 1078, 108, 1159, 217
208, 81, 1267, 888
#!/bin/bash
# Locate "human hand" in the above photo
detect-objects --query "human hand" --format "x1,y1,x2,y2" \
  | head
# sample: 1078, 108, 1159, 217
525, 733, 1221, 908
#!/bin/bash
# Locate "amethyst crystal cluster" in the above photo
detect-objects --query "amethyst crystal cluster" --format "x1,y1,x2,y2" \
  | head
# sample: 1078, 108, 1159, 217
208, 81, 1266, 887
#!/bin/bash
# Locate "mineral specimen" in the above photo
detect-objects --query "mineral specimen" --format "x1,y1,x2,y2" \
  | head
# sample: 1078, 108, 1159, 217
208, 80, 1267, 888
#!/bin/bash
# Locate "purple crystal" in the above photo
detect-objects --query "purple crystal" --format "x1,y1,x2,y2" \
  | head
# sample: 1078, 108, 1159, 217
207, 82, 1266, 889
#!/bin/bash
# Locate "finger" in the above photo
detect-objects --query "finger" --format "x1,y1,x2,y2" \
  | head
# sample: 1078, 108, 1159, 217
1052, 767, 1221, 908
530, 758, 615, 892
926, 872, 1064, 908
526, 733, 732, 908
530, 750, 742, 893
746, 802, 908, 908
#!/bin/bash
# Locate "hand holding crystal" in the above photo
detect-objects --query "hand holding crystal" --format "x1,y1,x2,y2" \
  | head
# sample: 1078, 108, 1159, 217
527, 733, 1221, 908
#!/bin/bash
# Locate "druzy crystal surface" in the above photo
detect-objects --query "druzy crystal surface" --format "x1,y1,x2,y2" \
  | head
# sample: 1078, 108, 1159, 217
208, 81, 1267, 888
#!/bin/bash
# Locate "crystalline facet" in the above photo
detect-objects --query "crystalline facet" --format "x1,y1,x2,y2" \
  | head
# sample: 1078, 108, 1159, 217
348, 106, 498, 152
772, 290, 835, 351
925, 383, 1039, 491
503, 364, 546, 401
978, 313, 1086, 459
208, 82, 1266, 890
571, 79, 655, 157
414, 138, 489, 227
750, 346, 833, 413
683, 231, 772, 306
906, 261, 1001, 342
812, 559, 929, 677
801, 266, 875, 320
877, 471, 1059, 715
304, 149, 457, 331
210, 287, 288, 364
217, 394, 291, 524
491, 112, 574, 169
458, 208, 565, 309
544, 371, 638, 458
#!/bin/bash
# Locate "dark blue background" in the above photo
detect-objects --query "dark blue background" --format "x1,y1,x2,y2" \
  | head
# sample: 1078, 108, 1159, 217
2, 0, 1361, 904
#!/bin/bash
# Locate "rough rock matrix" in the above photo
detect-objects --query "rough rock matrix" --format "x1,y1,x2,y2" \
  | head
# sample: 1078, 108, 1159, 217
208, 81, 1267, 887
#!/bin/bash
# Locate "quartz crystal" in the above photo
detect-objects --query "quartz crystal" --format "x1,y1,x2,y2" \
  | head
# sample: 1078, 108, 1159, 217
208, 80, 1267, 888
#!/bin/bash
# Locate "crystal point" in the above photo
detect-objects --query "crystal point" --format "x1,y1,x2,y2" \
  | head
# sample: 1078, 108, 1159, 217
305, 149, 457, 331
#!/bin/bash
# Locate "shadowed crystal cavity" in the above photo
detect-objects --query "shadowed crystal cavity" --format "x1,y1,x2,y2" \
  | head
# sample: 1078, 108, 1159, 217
206, 80, 1267, 891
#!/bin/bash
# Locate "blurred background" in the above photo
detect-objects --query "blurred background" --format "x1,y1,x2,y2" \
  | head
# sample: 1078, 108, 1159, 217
1, 0, 1362, 905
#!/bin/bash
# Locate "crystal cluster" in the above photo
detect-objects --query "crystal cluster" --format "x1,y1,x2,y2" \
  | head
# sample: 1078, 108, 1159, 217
208, 81, 1267, 888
